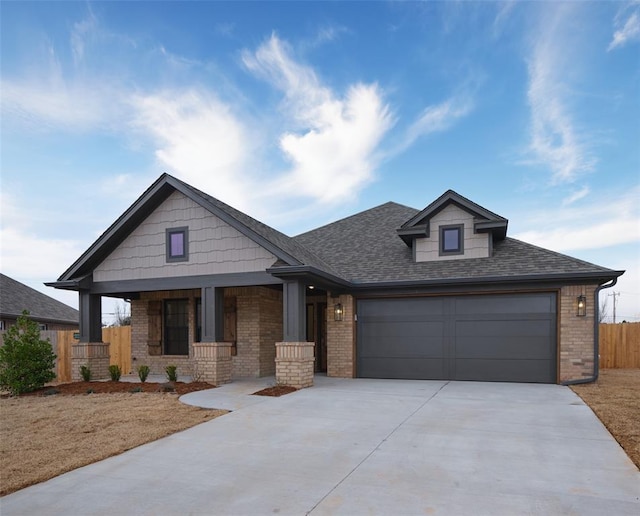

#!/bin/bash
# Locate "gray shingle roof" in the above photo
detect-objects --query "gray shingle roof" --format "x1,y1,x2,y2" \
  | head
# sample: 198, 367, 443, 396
294, 201, 617, 285
1, 274, 79, 324
53, 173, 620, 290
176, 178, 344, 278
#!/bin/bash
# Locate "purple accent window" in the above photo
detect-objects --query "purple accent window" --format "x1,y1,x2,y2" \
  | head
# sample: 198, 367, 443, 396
442, 228, 461, 252
170, 232, 184, 257
166, 227, 188, 262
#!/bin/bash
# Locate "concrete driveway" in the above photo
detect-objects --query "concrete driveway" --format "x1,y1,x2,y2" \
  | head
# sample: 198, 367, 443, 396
2, 376, 639, 515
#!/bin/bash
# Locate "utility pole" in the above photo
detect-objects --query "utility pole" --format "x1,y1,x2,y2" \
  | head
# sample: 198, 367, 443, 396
608, 292, 620, 323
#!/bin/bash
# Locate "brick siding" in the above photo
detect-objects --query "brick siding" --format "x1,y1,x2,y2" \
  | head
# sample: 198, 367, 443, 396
131, 286, 282, 380
559, 285, 598, 382
326, 293, 355, 378
275, 342, 314, 388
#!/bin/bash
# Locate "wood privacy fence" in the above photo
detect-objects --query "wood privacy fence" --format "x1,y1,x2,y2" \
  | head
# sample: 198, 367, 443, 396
56, 327, 132, 383
599, 322, 640, 369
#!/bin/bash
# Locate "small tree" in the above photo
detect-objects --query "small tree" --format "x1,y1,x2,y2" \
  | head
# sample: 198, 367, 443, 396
111, 301, 131, 327
0, 311, 57, 395
599, 296, 610, 323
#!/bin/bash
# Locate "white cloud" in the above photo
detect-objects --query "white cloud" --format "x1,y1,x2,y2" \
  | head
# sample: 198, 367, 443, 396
513, 187, 640, 252
396, 95, 473, 155
525, 4, 595, 184
0, 73, 114, 133
608, 2, 640, 51
70, 8, 98, 65
242, 34, 394, 204
562, 185, 590, 206
130, 89, 255, 210
307, 25, 350, 48
493, 1, 517, 38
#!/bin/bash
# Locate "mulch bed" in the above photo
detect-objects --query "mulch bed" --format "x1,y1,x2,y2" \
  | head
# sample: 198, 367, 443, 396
253, 385, 297, 397
9, 381, 216, 397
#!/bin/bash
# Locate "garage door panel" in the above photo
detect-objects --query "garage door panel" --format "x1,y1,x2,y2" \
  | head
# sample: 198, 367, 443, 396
455, 336, 554, 360
358, 357, 448, 380
455, 294, 555, 314
361, 337, 446, 359
356, 293, 557, 383
455, 320, 554, 338
359, 320, 443, 340
454, 359, 554, 383
359, 298, 444, 317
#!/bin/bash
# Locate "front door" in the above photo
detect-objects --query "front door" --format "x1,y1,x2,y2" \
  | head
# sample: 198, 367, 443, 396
307, 302, 327, 372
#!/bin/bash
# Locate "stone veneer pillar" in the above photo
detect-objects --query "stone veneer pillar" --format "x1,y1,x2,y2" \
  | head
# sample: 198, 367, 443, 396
71, 342, 110, 381
275, 342, 315, 388
192, 342, 233, 385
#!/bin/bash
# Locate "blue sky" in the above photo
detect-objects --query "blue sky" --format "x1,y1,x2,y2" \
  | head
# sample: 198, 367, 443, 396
1, 1, 639, 323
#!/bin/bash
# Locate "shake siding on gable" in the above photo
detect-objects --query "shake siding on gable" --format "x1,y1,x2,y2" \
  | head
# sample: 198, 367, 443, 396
414, 204, 490, 262
93, 191, 277, 282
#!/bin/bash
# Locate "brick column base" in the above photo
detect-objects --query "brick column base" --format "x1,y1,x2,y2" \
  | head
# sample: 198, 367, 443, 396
71, 342, 110, 381
276, 342, 315, 389
192, 342, 233, 385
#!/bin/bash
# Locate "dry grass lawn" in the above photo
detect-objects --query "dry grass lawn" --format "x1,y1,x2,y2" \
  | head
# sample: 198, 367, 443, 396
571, 369, 640, 470
0, 393, 226, 496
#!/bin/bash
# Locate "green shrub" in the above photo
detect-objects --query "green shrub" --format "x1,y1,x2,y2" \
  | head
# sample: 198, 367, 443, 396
165, 365, 178, 382
0, 311, 57, 395
80, 365, 92, 382
129, 386, 143, 393
108, 364, 121, 381
137, 365, 150, 382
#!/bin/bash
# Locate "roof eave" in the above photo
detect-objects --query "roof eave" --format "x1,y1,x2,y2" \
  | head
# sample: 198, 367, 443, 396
350, 270, 625, 291
266, 265, 351, 291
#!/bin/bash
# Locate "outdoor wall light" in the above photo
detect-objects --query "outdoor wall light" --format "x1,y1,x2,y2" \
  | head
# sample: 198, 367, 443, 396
577, 295, 586, 317
334, 303, 344, 321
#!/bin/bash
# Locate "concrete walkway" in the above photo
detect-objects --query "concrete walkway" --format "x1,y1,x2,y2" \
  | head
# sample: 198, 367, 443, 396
2, 377, 639, 515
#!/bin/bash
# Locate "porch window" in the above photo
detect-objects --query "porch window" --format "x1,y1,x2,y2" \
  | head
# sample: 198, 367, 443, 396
166, 227, 189, 262
164, 299, 189, 355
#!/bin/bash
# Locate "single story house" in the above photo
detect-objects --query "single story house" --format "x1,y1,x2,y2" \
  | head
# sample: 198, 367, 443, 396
48, 174, 623, 386
0, 273, 79, 331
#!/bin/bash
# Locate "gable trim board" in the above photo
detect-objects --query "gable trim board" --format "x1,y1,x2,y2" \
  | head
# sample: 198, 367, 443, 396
48, 174, 623, 385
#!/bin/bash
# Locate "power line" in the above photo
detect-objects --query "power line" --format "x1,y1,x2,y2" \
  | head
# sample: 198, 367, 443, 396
608, 292, 621, 323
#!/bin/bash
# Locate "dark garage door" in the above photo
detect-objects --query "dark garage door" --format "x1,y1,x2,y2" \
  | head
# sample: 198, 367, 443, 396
357, 293, 557, 383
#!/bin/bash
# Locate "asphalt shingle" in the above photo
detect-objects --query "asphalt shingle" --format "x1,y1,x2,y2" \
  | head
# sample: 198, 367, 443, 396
294, 201, 615, 284
1, 274, 79, 324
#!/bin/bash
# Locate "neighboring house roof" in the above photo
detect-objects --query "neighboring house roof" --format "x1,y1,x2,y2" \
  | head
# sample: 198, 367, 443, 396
294, 201, 618, 286
0, 274, 79, 324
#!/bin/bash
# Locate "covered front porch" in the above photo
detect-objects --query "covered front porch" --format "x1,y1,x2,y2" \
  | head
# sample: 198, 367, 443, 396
71, 279, 351, 388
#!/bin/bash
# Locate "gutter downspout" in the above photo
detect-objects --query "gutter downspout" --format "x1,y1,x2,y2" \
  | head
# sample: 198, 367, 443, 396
562, 278, 618, 386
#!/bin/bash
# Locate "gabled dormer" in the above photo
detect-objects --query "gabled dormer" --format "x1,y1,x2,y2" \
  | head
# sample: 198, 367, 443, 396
397, 190, 508, 262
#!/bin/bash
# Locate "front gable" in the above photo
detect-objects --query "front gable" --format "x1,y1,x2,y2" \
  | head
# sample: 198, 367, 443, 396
94, 191, 278, 282
397, 190, 508, 263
